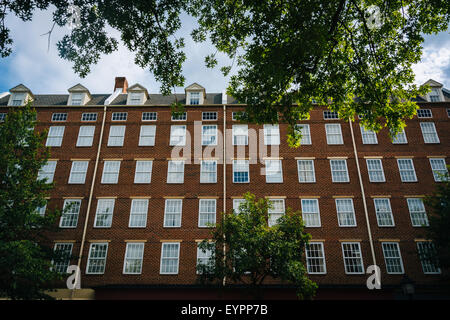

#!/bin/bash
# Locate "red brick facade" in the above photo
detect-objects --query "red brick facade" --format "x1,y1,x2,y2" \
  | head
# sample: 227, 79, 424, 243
1, 82, 449, 300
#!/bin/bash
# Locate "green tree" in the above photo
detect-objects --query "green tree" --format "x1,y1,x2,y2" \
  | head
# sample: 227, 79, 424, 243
197, 192, 316, 299
1, 1, 449, 144
424, 170, 450, 272
0, 102, 65, 300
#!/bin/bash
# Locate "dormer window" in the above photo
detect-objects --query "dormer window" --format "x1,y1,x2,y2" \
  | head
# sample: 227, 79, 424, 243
190, 92, 200, 105
130, 92, 143, 105
67, 84, 91, 106
126, 84, 148, 105
429, 88, 442, 102
185, 83, 206, 105
71, 93, 83, 105
11, 93, 25, 106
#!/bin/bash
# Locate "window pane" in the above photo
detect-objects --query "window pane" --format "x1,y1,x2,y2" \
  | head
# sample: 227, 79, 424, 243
164, 199, 182, 227
94, 199, 115, 227
129, 199, 149, 227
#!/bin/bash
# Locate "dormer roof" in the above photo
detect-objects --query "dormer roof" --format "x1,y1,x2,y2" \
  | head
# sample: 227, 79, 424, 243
127, 83, 149, 97
10, 84, 34, 99
185, 82, 206, 97
68, 83, 91, 98
423, 79, 443, 88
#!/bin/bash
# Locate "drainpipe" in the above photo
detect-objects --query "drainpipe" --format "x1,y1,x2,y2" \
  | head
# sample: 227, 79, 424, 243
348, 118, 377, 268
222, 92, 227, 287
71, 104, 107, 299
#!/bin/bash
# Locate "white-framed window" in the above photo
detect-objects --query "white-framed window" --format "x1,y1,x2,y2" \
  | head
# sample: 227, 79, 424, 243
123, 242, 145, 274
417, 109, 432, 118
129, 199, 149, 228
233, 160, 249, 183
112, 112, 127, 121
268, 198, 285, 227
301, 198, 321, 227
429, 158, 448, 182
391, 128, 407, 144
198, 199, 216, 227
46, 126, 65, 147
169, 125, 186, 146
70, 93, 83, 105
232, 125, 248, 145
59, 199, 81, 228
265, 159, 283, 183
11, 93, 25, 106
142, 112, 157, 121
360, 125, 378, 144
171, 112, 187, 121
0, 113, 6, 122
101, 160, 121, 184
232, 111, 247, 121
335, 198, 356, 227
52, 113, 67, 122
107, 125, 126, 146
68, 161, 89, 184
94, 198, 115, 228
164, 199, 182, 227
53, 243, 73, 274
76, 126, 95, 147
381, 242, 404, 274
373, 198, 395, 227
37, 160, 57, 183
295, 124, 311, 145
297, 159, 315, 183
429, 89, 441, 102
160, 242, 180, 274
325, 123, 343, 145
407, 198, 429, 227
417, 242, 441, 274
233, 199, 246, 215
420, 122, 439, 143
200, 160, 217, 183
263, 124, 280, 145
167, 160, 185, 184
134, 160, 153, 184
202, 125, 217, 146
366, 159, 385, 182
86, 243, 108, 274
138, 125, 156, 146
36, 203, 47, 216
197, 242, 214, 274
202, 112, 217, 121
330, 159, 349, 182
81, 113, 97, 122
323, 111, 339, 119
305, 242, 326, 274
397, 158, 417, 182
341, 242, 364, 274
189, 92, 200, 105
129, 92, 143, 105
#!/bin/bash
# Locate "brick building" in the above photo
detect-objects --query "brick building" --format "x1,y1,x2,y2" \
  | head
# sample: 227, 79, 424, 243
0, 77, 449, 300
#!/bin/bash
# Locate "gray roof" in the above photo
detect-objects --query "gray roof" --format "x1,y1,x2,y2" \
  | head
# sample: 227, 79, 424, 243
0, 93, 239, 106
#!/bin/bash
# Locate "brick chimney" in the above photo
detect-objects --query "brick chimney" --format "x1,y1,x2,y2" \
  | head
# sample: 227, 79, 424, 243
114, 77, 128, 93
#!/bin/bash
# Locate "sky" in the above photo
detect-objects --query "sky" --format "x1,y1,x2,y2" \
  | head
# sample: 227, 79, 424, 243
0, 7, 449, 95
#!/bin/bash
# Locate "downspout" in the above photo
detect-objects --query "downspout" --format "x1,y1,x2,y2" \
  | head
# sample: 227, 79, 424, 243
71, 104, 107, 299
348, 118, 377, 268
222, 93, 227, 287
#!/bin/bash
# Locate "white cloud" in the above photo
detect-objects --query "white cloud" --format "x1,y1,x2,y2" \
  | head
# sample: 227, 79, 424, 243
0, 8, 448, 94
412, 31, 450, 87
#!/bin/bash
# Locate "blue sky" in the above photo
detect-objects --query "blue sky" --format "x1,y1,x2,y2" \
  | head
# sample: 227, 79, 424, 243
0, 7, 449, 95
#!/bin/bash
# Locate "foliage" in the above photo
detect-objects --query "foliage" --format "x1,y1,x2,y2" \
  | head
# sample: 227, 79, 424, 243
424, 170, 450, 271
0, 102, 64, 300
1, 1, 449, 144
197, 192, 316, 299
